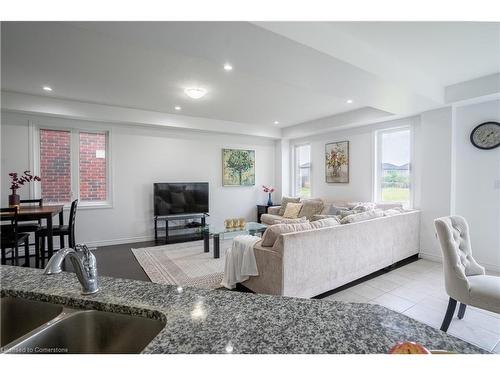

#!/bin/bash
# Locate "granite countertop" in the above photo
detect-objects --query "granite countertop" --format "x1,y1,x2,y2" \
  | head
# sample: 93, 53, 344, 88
0, 265, 486, 354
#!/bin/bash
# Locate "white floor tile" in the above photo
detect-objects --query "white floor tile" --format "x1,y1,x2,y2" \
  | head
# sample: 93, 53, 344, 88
366, 276, 401, 292
492, 340, 500, 354
348, 283, 386, 300
460, 307, 500, 335
389, 284, 432, 303
372, 293, 415, 313
447, 320, 500, 352
403, 304, 444, 330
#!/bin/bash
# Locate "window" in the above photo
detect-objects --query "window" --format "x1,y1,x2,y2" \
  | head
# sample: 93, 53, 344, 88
294, 144, 311, 198
37, 127, 110, 206
375, 127, 412, 206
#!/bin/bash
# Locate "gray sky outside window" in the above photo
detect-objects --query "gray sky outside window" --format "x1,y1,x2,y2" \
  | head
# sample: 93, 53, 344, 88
382, 130, 410, 166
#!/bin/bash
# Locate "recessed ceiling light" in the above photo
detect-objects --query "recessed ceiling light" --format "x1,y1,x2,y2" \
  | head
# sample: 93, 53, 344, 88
274, 121, 280, 125
184, 87, 207, 99
223, 63, 233, 71
346, 99, 353, 104
174, 106, 181, 111
42, 86, 53, 92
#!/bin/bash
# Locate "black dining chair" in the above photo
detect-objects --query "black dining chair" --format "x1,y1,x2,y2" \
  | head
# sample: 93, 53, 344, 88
1, 207, 30, 266
35, 199, 78, 267
17, 198, 44, 233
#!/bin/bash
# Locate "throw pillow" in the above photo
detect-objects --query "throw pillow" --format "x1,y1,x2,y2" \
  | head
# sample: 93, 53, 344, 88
310, 214, 340, 222
282, 203, 303, 219
351, 202, 377, 212
328, 205, 350, 215
298, 199, 324, 219
278, 197, 301, 216
383, 208, 405, 216
340, 209, 384, 224
261, 222, 313, 247
273, 217, 309, 224
339, 209, 363, 218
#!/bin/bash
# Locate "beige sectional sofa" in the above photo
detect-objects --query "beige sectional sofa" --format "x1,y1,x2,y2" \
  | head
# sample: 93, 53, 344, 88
243, 199, 420, 298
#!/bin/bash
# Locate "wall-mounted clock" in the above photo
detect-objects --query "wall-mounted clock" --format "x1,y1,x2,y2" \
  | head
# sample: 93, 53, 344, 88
470, 121, 500, 150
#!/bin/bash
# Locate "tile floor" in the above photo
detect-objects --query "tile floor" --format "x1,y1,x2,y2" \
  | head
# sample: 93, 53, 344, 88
323, 259, 500, 353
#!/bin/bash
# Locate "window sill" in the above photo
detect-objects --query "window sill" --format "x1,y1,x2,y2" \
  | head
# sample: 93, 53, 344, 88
63, 202, 113, 210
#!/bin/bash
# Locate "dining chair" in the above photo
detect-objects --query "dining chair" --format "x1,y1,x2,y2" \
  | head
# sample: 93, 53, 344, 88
434, 215, 500, 332
17, 198, 44, 233
1, 207, 30, 266
35, 199, 78, 267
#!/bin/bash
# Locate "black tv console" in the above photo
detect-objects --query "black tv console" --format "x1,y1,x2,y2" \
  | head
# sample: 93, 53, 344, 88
154, 213, 209, 244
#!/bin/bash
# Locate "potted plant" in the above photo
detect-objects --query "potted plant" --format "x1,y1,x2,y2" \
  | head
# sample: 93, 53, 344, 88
262, 185, 275, 206
8, 171, 41, 207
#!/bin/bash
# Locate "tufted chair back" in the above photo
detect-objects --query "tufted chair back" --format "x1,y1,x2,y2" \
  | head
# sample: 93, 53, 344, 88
434, 216, 485, 301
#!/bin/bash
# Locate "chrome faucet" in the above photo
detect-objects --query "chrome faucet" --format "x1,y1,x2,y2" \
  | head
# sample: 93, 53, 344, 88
44, 244, 99, 295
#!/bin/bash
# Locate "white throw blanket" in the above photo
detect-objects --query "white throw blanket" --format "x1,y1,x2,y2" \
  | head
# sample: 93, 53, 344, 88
221, 235, 260, 289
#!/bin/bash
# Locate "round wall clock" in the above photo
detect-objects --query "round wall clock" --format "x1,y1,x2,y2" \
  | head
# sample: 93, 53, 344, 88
470, 121, 500, 150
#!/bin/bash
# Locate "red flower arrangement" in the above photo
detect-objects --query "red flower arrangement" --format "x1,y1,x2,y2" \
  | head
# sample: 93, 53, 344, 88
9, 170, 41, 192
261, 185, 275, 193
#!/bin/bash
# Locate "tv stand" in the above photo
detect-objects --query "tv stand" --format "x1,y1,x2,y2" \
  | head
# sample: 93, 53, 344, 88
154, 213, 209, 244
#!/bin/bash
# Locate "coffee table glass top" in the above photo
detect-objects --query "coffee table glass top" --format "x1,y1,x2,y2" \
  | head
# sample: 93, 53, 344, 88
203, 221, 267, 236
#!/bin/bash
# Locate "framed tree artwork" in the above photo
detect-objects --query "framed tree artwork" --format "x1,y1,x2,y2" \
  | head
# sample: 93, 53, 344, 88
222, 149, 255, 186
325, 141, 349, 183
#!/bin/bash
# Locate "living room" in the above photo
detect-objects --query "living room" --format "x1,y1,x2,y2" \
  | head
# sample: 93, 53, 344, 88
1, 0, 500, 372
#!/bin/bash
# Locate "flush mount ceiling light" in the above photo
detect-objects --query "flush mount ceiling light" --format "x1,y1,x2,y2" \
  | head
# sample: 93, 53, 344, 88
274, 121, 280, 125
346, 99, 353, 104
42, 86, 53, 92
223, 63, 233, 71
184, 87, 207, 99
174, 106, 182, 111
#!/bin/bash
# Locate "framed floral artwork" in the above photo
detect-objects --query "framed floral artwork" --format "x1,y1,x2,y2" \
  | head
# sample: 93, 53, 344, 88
325, 141, 349, 183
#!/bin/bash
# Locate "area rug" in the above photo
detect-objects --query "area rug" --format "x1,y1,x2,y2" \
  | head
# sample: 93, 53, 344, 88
131, 239, 232, 289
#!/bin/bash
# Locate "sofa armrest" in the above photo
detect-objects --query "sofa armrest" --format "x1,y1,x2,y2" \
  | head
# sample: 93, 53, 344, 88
268, 206, 281, 215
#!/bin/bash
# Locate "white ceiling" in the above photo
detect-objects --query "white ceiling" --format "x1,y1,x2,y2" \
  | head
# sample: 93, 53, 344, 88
2, 21, 499, 130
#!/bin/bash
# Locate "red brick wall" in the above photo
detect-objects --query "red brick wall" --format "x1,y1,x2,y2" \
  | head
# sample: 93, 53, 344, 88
79, 132, 107, 201
40, 129, 72, 203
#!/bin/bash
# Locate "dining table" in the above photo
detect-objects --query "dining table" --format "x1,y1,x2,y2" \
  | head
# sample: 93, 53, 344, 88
2, 205, 64, 264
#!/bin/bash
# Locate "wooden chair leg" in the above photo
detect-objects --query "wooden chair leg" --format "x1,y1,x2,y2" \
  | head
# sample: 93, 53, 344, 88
14, 244, 19, 266
1, 247, 5, 265
457, 303, 467, 319
41, 236, 46, 267
60, 234, 65, 249
24, 238, 29, 267
440, 297, 457, 332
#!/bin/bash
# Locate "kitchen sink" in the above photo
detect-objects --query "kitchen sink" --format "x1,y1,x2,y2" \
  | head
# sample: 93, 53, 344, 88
1, 297, 166, 354
1, 297, 64, 347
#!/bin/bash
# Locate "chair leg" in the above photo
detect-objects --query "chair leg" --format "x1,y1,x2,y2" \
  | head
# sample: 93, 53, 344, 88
35, 234, 40, 269
41, 235, 46, 267
24, 238, 29, 267
440, 297, 457, 332
14, 244, 19, 266
457, 303, 467, 319
1, 247, 5, 265
60, 234, 65, 249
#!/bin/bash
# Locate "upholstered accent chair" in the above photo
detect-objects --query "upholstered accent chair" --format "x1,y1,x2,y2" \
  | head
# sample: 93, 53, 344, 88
434, 216, 500, 332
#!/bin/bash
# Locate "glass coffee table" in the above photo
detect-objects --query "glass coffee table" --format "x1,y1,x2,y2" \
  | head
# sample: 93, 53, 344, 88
201, 222, 267, 258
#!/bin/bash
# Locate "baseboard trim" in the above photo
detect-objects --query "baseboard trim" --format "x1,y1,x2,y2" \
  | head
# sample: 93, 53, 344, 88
419, 251, 500, 273
83, 235, 155, 248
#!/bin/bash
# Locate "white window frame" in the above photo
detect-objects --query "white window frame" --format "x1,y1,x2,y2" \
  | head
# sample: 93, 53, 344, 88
29, 121, 113, 210
293, 143, 312, 198
374, 125, 414, 208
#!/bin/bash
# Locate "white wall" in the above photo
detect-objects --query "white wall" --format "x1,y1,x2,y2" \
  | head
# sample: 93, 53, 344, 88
1, 111, 276, 246
417, 107, 453, 259
452, 99, 500, 271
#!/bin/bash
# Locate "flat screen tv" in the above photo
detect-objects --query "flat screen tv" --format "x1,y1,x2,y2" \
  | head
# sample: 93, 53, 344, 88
154, 182, 209, 216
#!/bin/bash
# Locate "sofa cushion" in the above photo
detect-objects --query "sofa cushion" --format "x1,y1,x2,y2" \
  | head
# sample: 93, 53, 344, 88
311, 214, 341, 222
273, 217, 309, 225
283, 203, 303, 219
310, 217, 341, 229
278, 197, 301, 216
261, 222, 313, 247
298, 199, 324, 219
260, 213, 284, 225
340, 209, 384, 224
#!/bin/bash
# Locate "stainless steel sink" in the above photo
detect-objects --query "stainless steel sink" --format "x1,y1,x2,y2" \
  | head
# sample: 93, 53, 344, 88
1, 297, 166, 354
1, 297, 64, 347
